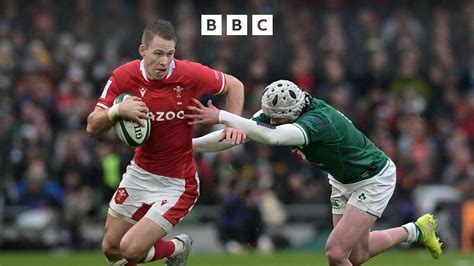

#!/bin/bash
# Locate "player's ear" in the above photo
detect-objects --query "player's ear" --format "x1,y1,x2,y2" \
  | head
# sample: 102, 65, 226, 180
139, 44, 146, 56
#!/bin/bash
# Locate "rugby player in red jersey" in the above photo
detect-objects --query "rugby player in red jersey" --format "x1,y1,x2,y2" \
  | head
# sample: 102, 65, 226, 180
87, 19, 244, 266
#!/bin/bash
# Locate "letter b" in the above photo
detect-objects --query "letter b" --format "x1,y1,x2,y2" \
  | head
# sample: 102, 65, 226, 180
201, 15, 222, 36
208, 20, 216, 31
227, 15, 247, 36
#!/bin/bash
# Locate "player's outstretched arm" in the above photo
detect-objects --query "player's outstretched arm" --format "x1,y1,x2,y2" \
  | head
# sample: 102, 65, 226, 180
193, 128, 247, 152
186, 99, 306, 146
219, 111, 306, 146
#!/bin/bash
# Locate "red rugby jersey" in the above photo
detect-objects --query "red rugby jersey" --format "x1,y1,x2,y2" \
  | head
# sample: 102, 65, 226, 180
97, 59, 225, 178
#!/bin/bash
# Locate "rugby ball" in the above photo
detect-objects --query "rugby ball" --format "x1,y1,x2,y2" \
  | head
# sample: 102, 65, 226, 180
113, 93, 151, 147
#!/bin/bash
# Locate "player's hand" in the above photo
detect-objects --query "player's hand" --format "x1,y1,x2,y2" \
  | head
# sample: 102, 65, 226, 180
218, 127, 246, 145
185, 98, 220, 125
117, 96, 150, 127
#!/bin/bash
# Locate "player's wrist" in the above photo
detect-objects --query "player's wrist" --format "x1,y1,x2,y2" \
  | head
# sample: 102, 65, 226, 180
218, 110, 227, 123
107, 104, 120, 122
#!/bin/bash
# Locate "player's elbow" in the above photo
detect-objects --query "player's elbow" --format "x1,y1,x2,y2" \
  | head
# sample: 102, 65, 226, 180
86, 123, 99, 138
86, 114, 101, 138
266, 137, 281, 145
225, 75, 244, 95
254, 132, 279, 145
86, 128, 96, 138
230, 75, 244, 91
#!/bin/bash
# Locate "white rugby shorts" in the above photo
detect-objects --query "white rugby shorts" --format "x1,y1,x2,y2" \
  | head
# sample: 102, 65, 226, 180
329, 159, 396, 218
108, 161, 200, 233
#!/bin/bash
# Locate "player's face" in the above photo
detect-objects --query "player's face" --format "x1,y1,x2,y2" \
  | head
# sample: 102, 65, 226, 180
139, 35, 176, 80
269, 117, 291, 126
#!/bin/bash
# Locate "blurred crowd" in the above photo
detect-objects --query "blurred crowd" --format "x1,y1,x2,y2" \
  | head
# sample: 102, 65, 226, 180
1, 0, 474, 251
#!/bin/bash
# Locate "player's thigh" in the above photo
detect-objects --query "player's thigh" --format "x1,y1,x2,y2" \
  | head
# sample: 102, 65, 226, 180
111, 163, 199, 229
327, 204, 375, 254
120, 216, 167, 254
346, 210, 371, 262
332, 213, 343, 227
103, 213, 134, 249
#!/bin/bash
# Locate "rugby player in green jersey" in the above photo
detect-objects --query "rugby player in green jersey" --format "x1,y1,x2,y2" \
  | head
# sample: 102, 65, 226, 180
188, 80, 442, 266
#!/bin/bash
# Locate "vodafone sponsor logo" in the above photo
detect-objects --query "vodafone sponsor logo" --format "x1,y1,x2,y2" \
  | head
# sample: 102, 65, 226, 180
148, 110, 185, 122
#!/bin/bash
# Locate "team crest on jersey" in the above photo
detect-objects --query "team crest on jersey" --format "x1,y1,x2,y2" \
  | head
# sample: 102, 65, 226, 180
174, 85, 184, 105
174, 85, 184, 97
114, 188, 129, 204
139, 87, 147, 97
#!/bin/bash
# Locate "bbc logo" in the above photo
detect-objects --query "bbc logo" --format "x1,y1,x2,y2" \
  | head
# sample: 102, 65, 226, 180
201, 14, 273, 36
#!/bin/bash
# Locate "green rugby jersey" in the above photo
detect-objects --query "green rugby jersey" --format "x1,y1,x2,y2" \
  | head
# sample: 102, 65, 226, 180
253, 98, 388, 184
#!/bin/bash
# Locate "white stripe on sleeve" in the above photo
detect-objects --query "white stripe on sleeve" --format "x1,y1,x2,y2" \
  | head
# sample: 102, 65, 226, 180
214, 72, 226, 95
96, 102, 109, 110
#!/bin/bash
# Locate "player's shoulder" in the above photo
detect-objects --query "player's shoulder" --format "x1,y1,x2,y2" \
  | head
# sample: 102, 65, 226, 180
297, 100, 329, 124
301, 99, 323, 116
112, 59, 141, 78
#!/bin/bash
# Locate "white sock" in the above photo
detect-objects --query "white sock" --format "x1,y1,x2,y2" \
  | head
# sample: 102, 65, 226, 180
171, 238, 184, 256
142, 246, 155, 262
106, 258, 127, 266
402, 222, 419, 243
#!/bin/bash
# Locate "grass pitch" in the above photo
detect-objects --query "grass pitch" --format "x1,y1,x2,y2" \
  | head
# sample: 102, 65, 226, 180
0, 250, 472, 266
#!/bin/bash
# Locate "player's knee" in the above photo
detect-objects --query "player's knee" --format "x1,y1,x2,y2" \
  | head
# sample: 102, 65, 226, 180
102, 238, 121, 259
326, 250, 346, 264
120, 238, 146, 263
348, 244, 370, 265
349, 251, 370, 266
325, 245, 348, 264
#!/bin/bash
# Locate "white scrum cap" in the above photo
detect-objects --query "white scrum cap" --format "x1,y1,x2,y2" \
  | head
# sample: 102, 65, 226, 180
261, 80, 306, 121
